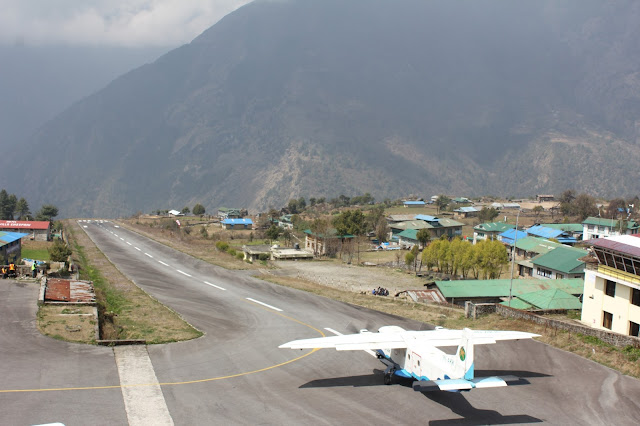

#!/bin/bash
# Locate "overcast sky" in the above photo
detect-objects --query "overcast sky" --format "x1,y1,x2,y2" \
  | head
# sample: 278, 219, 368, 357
0, 0, 253, 47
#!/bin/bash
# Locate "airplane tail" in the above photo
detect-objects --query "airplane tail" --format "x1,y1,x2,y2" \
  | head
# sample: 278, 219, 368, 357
454, 327, 474, 380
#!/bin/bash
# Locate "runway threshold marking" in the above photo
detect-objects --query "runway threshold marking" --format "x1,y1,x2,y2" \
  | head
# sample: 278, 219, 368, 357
245, 298, 282, 312
204, 281, 226, 291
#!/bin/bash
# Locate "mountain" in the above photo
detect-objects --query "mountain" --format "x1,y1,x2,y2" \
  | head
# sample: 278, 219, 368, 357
5, 0, 640, 218
0, 45, 169, 148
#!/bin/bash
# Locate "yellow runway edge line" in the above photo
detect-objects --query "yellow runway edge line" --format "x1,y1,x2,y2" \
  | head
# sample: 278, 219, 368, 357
0, 303, 325, 393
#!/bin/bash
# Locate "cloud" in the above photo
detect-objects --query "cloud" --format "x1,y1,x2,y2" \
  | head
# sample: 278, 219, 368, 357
0, 0, 252, 47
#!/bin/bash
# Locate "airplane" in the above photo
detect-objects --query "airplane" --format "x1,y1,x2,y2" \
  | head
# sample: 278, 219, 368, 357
280, 326, 539, 392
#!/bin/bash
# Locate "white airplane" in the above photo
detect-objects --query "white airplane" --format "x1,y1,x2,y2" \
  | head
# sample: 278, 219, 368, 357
280, 326, 539, 392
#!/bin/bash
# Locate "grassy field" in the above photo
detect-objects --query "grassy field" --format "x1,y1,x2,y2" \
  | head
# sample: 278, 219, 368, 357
21, 240, 51, 261
37, 305, 97, 343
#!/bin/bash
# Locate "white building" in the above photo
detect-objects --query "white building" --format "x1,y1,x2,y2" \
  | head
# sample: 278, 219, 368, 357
581, 235, 640, 337
582, 217, 639, 240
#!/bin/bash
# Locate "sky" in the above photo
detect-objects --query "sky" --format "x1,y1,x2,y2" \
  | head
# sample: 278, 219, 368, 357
0, 0, 253, 47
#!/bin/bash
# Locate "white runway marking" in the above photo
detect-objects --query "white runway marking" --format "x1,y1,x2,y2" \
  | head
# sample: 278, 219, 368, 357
158, 261, 169, 266
145, 253, 153, 258
204, 281, 226, 291
127, 242, 132, 246
114, 234, 118, 237
120, 238, 125, 241
114, 345, 174, 426
177, 270, 192, 277
246, 298, 282, 312
135, 247, 141, 251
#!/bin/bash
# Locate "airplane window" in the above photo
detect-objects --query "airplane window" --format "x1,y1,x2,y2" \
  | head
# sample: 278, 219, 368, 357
408, 354, 411, 359
418, 360, 420, 366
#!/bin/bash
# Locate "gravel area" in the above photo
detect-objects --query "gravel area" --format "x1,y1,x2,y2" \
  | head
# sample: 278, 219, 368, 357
268, 260, 427, 295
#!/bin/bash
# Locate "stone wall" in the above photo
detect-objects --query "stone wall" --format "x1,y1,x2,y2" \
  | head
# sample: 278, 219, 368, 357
464, 301, 640, 348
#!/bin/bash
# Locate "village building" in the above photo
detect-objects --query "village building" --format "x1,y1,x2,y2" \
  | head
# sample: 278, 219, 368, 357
539, 223, 583, 241
473, 222, 515, 244
581, 235, 640, 337
217, 207, 245, 220
403, 200, 426, 208
499, 288, 581, 311
427, 278, 583, 306
168, 209, 184, 217
525, 225, 577, 245
582, 217, 639, 240
0, 231, 28, 264
304, 229, 354, 256
389, 215, 463, 242
536, 194, 555, 203
221, 218, 253, 230
0, 220, 51, 241
523, 245, 588, 280
453, 206, 479, 219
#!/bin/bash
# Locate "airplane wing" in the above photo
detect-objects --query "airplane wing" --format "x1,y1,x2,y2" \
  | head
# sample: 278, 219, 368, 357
412, 375, 522, 392
280, 328, 538, 351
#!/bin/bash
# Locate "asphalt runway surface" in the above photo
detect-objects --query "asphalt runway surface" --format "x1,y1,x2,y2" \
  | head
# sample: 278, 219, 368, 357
1, 220, 640, 425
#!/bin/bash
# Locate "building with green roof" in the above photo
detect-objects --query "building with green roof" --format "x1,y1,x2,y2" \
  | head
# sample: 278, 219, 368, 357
500, 289, 582, 311
582, 216, 639, 240
513, 236, 564, 259
428, 278, 583, 305
530, 245, 588, 280
473, 222, 516, 244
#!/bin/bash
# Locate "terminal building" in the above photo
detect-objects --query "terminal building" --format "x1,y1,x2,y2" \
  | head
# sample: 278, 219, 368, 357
0, 221, 51, 241
581, 235, 640, 337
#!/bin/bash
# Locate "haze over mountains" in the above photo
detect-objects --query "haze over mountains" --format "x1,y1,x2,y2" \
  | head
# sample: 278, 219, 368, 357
4, 0, 640, 218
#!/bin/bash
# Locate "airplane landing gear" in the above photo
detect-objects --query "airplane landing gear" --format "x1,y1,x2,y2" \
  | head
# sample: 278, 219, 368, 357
383, 367, 395, 385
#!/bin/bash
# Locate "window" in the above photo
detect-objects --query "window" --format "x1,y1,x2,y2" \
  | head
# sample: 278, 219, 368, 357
556, 274, 564, 279
603, 312, 613, 330
537, 268, 552, 278
630, 321, 640, 337
605, 280, 616, 298
632, 288, 640, 307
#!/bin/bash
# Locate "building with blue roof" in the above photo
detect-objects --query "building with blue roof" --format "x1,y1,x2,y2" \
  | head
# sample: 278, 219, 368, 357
0, 231, 29, 264
498, 228, 527, 245
453, 206, 480, 219
221, 218, 253, 230
526, 225, 577, 245
403, 200, 426, 208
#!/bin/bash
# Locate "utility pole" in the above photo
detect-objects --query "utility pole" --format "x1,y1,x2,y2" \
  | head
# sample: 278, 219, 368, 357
508, 209, 521, 307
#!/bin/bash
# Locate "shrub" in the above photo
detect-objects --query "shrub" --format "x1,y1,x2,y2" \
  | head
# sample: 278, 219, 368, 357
183, 227, 191, 235
236, 252, 244, 260
228, 248, 237, 256
258, 253, 270, 261
215, 241, 229, 251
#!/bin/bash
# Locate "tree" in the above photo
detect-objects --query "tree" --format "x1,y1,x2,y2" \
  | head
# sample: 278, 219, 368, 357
416, 228, 431, 249
435, 195, 451, 214
35, 204, 59, 221
181, 206, 191, 214
0, 189, 9, 219
16, 198, 31, 220
532, 205, 544, 219
5, 194, 16, 219
572, 193, 598, 221
333, 210, 367, 263
265, 224, 281, 243
48, 239, 72, 262
606, 198, 626, 219
281, 228, 293, 246
192, 203, 205, 216
478, 207, 499, 223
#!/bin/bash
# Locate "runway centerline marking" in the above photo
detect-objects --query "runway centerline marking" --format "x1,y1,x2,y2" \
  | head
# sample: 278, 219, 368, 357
126, 242, 132, 246
120, 238, 125, 241
246, 298, 282, 312
158, 261, 169, 266
177, 270, 192, 277
204, 281, 226, 291
145, 253, 153, 258
325, 328, 343, 336
135, 247, 141, 251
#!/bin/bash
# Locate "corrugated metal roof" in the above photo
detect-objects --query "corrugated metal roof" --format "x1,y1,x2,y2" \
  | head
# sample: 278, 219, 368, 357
454, 207, 479, 213
540, 223, 583, 233
403, 201, 426, 205
531, 246, 587, 274
582, 216, 639, 229
499, 228, 527, 245
474, 222, 515, 233
514, 236, 563, 254
0, 221, 50, 230
221, 218, 253, 225
391, 221, 432, 230
415, 214, 438, 222
526, 225, 565, 240
398, 229, 418, 240
515, 289, 582, 310
432, 278, 583, 298
499, 298, 534, 309
0, 231, 29, 245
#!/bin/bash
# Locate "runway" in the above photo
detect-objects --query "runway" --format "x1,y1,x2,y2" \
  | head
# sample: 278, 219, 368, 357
1, 220, 639, 425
